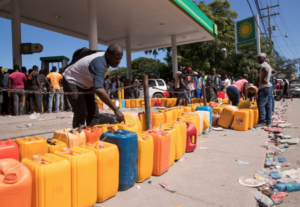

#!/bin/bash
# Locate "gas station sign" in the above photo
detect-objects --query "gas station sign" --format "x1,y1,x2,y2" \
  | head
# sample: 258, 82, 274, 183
21, 43, 43, 54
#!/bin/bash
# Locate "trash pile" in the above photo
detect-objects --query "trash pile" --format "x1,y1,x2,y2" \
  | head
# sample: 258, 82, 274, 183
238, 101, 300, 206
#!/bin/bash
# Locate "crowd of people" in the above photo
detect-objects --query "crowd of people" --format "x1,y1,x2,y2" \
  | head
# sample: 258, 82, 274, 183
0, 65, 72, 116
0, 51, 293, 129
167, 53, 289, 128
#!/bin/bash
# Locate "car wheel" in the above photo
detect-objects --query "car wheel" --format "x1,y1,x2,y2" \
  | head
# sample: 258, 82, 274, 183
153, 93, 164, 98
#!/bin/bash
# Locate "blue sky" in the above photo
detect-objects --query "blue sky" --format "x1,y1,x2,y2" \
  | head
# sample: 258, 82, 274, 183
0, 0, 299, 70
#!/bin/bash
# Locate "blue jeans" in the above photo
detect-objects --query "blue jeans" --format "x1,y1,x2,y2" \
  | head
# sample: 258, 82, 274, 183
271, 95, 275, 113
48, 89, 60, 112
257, 87, 272, 125
134, 90, 140, 98
226, 86, 240, 106
196, 88, 202, 98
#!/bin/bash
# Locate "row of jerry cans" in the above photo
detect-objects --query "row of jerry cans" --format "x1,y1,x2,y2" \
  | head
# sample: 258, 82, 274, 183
216, 105, 259, 131
0, 141, 119, 207
0, 127, 104, 162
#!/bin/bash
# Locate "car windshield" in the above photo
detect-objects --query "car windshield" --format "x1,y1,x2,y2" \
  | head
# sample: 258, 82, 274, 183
290, 84, 300, 89
156, 80, 164, 86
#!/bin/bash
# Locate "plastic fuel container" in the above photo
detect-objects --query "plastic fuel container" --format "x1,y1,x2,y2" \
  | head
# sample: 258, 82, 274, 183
186, 122, 197, 152
233, 110, 250, 131
16, 136, 48, 161
82, 141, 119, 203
0, 158, 32, 207
55, 147, 97, 207
141, 130, 170, 176
22, 153, 71, 207
136, 134, 154, 183
0, 139, 19, 161
101, 130, 138, 191
53, 128, 86, 147
47, 139, 68, 153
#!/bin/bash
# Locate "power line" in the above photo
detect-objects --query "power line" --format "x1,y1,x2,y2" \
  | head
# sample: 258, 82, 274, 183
278, 7, 300, 55
273, 17, 297, 57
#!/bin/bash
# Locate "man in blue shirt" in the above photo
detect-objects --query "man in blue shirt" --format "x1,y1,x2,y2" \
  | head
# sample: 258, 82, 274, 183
63, 44, 125, 127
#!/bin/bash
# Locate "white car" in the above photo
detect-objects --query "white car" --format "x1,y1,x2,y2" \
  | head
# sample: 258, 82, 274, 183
139, 79, 170, 98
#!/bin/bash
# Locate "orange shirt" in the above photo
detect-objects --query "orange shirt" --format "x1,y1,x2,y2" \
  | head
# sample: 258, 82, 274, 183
47, 72, 63, 89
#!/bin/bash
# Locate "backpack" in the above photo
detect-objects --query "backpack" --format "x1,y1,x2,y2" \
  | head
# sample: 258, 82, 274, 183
63, 47, 105, 72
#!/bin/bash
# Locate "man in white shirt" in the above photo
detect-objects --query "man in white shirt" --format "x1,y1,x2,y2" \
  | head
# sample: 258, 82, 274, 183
222, 74, 231, 93
63, 44, 125, 127
254, 53, 273, 128
174, 65, 183, 89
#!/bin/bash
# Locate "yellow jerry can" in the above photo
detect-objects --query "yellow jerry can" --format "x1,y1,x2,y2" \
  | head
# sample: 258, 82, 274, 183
22, 153, 71, 207
47, 138, 68, 153
159, 127, 176, 166
233, 110, 250, 131
162, 123, 184, 160
218, 106, 238, 128
55, 147, 97, 207
136, 134, 154, 183
16, 136, 48, 161
53, 128, 86, 148
82, 141, 119, 203
93, 124, 119, 133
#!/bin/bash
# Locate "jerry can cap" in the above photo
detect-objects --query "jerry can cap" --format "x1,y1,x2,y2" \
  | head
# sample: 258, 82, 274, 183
3, 173, 18, 184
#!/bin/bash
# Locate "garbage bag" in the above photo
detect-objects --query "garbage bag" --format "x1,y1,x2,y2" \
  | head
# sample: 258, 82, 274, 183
98, 113, 119, 124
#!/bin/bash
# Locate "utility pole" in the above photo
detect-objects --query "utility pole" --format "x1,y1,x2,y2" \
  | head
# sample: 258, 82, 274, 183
268, 6, 271, 41
261, 4, 280, 48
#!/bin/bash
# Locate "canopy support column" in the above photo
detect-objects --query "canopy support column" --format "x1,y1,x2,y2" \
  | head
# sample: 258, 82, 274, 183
88, 0, 98, 50
126, 36, 132, 79
171, 35, 177, 78
11, 0, 22, 67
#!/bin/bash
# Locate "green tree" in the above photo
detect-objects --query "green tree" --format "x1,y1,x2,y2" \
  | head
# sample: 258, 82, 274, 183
108, 67, 127, 78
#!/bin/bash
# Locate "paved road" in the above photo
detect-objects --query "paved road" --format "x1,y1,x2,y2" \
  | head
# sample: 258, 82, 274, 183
1, 101, 299, 207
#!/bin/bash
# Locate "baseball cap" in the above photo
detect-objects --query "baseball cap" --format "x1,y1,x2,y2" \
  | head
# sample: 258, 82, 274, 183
258, 53, 267, 58
188, 67, 192, 71
193, 72, 198, 75
247, 83, 256, 89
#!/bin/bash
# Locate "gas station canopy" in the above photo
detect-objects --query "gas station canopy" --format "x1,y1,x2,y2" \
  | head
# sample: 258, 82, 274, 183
0, 0, 217, 52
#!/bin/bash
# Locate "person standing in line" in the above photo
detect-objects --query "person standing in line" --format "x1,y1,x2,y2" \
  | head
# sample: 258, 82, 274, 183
21, 67, 29, 114
39, 69, 47, 112
265, 58, 278, 113
193, 72, 198, 97
8, 65, 27, 116
207, 68, 219, 87
45, 67, 63, 113
196, 72, 203, 98
222, 74, 231, 97
218, 75, 222, 91
174, 65, 183, 90
111, 78, 117, 99
131, 75, 140, 98
177, 67, 189, 106
116, 75, 121, 98
104, 75, 111, 98
186, 67, 194, 103
231, 76, 236, 84
59, 68, 65, 112
282, 79, 293, 102
28, 65, 41, 113
1, 69, 10, 116
254, 53, 273, 128
124, 78, 132, 99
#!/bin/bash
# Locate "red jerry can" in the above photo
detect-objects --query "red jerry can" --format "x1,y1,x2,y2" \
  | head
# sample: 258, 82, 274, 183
185, 122, 197, 152
155, 99, 162, 107
81, 126, 103, 144
0, 139, 20, 161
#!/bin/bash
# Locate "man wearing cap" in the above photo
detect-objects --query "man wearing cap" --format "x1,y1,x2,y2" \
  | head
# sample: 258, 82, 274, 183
8, 65, 27, 116
193, 71, 198, 97
255, 53, 273, 127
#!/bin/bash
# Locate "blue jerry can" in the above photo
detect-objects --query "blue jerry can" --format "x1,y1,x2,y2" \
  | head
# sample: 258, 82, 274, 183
101, 129, 138, 191
196, 106, 212, 127
121, 100, 126, 108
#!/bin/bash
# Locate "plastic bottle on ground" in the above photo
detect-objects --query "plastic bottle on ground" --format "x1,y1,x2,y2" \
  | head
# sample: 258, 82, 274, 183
273, 183, 300, 192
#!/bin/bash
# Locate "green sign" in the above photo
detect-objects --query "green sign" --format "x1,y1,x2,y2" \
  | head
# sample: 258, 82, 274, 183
132, 63, 138, 69
21, 43, 32, 54
237, 17, 256, 43
238, 39, 257, 50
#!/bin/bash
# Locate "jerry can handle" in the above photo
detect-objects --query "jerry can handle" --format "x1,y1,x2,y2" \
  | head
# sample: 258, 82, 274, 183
70, 128, 82, 133
47, 138, 56, 146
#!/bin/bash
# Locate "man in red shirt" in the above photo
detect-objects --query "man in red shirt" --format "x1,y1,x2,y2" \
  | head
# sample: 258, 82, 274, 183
8, 65, 27, 116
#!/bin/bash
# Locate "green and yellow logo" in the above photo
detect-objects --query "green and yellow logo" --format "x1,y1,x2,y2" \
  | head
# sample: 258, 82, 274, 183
237, 17, 256, 43
238, 21, 254, 39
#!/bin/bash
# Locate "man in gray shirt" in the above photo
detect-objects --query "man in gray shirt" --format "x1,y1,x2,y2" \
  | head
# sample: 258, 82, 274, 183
254, 53, 273, 128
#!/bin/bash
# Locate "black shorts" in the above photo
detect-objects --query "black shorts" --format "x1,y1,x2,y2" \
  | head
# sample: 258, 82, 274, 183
283, 91, 289, 96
